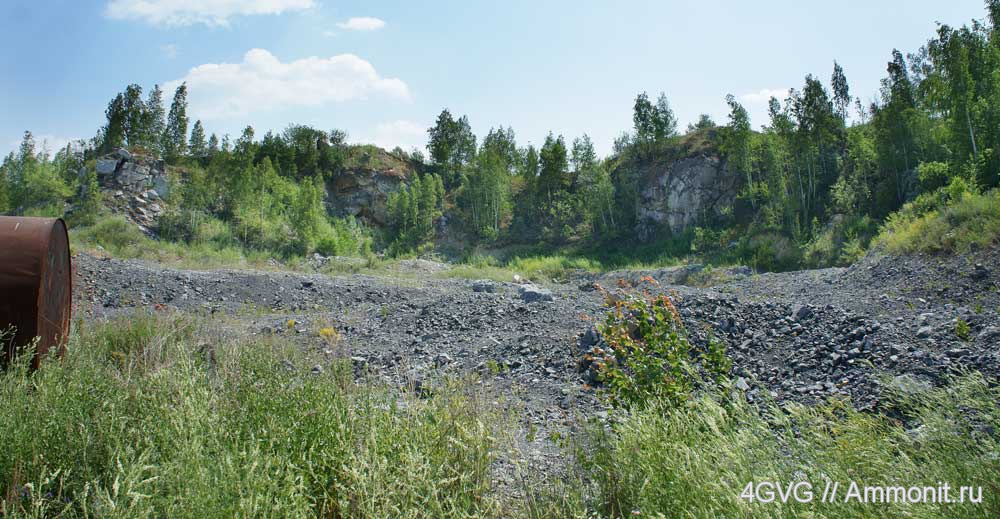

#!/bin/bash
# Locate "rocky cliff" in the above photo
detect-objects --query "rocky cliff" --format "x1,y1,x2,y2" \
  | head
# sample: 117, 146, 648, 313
94, 148, 171, 233
616, 132, 739, 240
325, 146, 418, 226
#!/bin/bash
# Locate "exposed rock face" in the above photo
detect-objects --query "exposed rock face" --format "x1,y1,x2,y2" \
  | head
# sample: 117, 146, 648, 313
95, 148, 170, 233
635, 154, 737, 240
325, 168, 408, 226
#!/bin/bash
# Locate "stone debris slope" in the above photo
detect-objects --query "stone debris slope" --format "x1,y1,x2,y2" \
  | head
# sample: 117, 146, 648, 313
74, 248, 999, 418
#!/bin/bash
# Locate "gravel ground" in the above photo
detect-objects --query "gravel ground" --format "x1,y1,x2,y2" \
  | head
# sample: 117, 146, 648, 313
71, 248, 1000, 485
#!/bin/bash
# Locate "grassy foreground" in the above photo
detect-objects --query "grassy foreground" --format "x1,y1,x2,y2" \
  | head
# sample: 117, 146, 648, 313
0, 315, 503, 518
1, 314, 998, 518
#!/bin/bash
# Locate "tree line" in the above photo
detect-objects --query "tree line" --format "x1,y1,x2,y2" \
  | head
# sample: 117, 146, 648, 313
3, 2, 999, 267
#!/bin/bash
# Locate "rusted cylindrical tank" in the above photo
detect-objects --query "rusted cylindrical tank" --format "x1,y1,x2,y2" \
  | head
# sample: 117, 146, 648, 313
0, 217, 72, 369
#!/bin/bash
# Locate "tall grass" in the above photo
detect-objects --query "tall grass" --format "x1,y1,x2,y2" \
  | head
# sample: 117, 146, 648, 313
570, 377, 1000, 518
3, 315, 998, 517
0, 314, 504, 518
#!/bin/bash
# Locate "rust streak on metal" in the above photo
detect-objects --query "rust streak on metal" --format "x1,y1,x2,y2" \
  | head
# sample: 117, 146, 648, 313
0, 216, 72, 369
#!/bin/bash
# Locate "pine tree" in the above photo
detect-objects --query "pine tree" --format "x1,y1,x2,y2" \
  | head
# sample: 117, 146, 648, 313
102, 93, 126, 152
207, 133, 219, 156
189, 120, 207, 159
163, 82, 189, 162
538, 133, 568, 199
122, 84, 146, 147
0, 153, 10, 214
144, 84, 166, 153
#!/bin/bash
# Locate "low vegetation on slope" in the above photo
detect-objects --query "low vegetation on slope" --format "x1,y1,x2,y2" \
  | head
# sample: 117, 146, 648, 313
878, 180, 1000, 254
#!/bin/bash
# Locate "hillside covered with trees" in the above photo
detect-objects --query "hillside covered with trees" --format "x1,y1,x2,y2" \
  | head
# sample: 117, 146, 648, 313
2, 2, 1000, 270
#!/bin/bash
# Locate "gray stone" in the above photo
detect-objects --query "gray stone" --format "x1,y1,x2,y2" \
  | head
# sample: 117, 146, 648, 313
978, 326, 1000, 342
434, 353, 453, 367
519, 284, 554, 303
96, 158, 119, 175
472, 280, 497, 293
916, 326, 934, 338
790, 304, 813, 321
735, 377, 751, 392
579, 327, 601, 350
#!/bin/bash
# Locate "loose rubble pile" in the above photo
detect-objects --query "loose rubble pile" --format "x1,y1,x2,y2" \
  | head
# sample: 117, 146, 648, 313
74, 246, 999, 423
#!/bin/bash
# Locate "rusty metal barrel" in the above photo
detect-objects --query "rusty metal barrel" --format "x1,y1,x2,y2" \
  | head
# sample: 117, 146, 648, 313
0, 217, 72, 369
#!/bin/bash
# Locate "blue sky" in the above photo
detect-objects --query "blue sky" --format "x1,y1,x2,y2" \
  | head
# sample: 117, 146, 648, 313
0, 0, 989, 158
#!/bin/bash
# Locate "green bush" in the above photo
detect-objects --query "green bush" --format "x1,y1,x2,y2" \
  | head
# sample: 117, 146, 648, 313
592, 283, 729, 408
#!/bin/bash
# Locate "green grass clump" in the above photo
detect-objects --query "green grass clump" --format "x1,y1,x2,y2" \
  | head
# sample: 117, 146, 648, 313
0, 314, 504, 518
878, 186, 1000, 255
572, 375, 1000, 518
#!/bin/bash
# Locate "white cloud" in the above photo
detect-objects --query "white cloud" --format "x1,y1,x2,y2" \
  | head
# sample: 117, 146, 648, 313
336, 17, 386, 31
161, 43, 178, 59
366, 120, 426, 151
740, 88, 790, 104
105, 0, 314, 27
323, 30, 337, 37
165, 49, 411, 120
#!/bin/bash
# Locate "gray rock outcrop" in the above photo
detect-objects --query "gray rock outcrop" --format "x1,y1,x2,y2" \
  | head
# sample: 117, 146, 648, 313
635, 154, 737, 239
95, 148, 171, 233
326, 168, 407, 225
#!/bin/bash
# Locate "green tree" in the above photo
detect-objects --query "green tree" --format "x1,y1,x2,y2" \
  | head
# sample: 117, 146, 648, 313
480, 126, 518, 173
290, 174, 326, 251
101, 93, 126, 152
0, 153, 12, 213
571, 134, 597, 173
207, 134, 220, 156
189, 120, 207, 159
460, 151, 511, 240
686, 114, 716, 133
831, 61, 852, 123
143, 84, 166, 153
580, 161, 616, 233
163, 82, 189, 162
633, 92, 656, 149
537, 132, 568, 200
723, 94, 753, 188
427, 109, 477, 187
121, 84, 146, 148
653, 92, 678, 140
